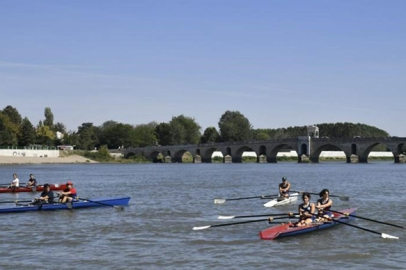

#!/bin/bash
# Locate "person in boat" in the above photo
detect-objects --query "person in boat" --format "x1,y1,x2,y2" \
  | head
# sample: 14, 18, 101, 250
26, 174, 37, 188
315, 189, 334, 222
58, 181, 77, 203
8, 173, 20, 189
278, 176, 291, 199
33, 183, 54, 204
294, 192, 315, 227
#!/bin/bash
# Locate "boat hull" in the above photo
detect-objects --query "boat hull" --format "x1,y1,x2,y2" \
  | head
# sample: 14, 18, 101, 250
0, 184, 67, 193
263, 193, 299, 207
0, 197, 131, 213
260, 208, 357, 240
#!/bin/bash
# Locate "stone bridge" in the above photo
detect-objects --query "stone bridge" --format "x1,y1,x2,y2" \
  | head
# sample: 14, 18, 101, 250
122, 136, 406, 163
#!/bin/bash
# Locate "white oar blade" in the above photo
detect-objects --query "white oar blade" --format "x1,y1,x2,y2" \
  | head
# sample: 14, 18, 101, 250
381, 233, 399, 239
218, 215, 234, 220
214, 199, 226, 204
193, 225, 211, 231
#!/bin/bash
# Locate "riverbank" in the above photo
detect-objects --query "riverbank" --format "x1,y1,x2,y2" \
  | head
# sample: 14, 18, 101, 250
0, 155, 98, 165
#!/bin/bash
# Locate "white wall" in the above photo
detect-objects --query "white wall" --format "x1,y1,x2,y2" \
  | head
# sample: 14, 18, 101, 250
0, 149, 60, 158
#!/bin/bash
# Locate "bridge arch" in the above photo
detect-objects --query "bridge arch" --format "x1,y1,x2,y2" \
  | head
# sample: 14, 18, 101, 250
310, 144, 349, 163
268, 144, 296, 163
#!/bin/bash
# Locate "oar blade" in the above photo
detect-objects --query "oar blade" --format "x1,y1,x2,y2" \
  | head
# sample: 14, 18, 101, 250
381, 233, 399, 239
193, 225, 211, 231
218, 215, 235, 219
214, 199, 226, 204
339, 196, 350, 201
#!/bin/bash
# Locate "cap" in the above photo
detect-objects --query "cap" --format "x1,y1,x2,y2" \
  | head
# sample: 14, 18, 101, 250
43, 183, 50, 188
282, 177, 287, 181
66, 181, 73, 185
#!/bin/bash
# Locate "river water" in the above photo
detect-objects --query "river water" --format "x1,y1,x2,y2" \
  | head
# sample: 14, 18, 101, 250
0, 162, 404, 270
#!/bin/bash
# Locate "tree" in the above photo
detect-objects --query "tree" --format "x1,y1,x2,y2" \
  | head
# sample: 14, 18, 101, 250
19, 117, 36, 146
252, 129, 270, 141
77, 123, 99, 150
36, 125, 55, 145
218, 110, 252, 142
155, 122, 172, 146
2, 105, 22, 126
0, 111, 18, 145
43, 107, 54, 130
200, 127, 220, 143
134, 122, 157, 147
100, 123, 137, 149
169, 115, 201, 144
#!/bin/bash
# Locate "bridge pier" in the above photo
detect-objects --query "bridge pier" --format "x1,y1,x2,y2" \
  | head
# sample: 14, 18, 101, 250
194, 155, 202, 163
224, 155, 232, 163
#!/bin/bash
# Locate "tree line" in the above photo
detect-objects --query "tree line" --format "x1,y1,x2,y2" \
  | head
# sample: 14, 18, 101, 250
0, 105, 393, 151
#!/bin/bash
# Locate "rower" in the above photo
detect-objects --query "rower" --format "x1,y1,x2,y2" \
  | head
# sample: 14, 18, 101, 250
33, 183, 54, 205
315, 189, 333, 222
294, 192, 315, 227
58, 181, 77, 203
26, 174, 37, 188
278, 176, 291, 200
8, 173, 19, 189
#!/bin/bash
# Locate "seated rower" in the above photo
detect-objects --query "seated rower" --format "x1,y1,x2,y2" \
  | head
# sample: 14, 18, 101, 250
58, 181, 77, 203
294, 192, 315, 227
26, 174, 37, 188
33, 183, 54, 204
278, 176, 291, 200
8, 173, 20, 189
314, 189, 334, 222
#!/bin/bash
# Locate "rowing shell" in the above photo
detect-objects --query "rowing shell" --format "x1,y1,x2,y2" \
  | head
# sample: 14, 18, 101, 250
0, 184, 67, 193
260, 208, 357, 240
263, 192, 299, 208
0, 197, 131, 213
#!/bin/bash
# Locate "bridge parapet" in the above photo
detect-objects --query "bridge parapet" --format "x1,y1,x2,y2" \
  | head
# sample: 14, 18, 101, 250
123, 137, 406, 164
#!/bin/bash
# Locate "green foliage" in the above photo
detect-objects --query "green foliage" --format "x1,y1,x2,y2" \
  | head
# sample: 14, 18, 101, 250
218, 110, 252, 142
77, 123, 99, 150
99, 122, 136, 148
84, 145, 114, 162
200, 127, 220, 143
133, 122, 157, 147
3, 106, 22, 126
36, 125, 55, 145
43, 107, 54, 129
155, 122, 172, 146
168, 115, 201, 145
19, 117, 36, 146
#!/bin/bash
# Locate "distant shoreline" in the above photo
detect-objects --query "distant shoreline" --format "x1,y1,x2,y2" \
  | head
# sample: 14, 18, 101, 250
0, 155, 98, 165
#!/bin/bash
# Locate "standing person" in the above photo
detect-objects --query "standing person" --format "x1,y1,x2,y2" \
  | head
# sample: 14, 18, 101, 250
294, 192, 315, 227
8, 173, 19, 189
278, 176, 291, 199
58, 181, 77, 203
315, 188, 334, 222
26, 174, 37, 188
33, 184, 54, 204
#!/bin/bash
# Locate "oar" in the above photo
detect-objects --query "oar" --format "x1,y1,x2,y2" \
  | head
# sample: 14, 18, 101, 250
214, 194, 279, 204
332, 218, 399, 239
76, 197, 124, 210
0, 200, 33, 204
218, 212, 298, 220
293, 191, 349, 201
330, 210, 405, 229
193, 216, 291, 231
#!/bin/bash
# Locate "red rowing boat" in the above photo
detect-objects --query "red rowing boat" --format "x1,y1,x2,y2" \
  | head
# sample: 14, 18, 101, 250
260, 208, 357, 240
0, 184, 67, 193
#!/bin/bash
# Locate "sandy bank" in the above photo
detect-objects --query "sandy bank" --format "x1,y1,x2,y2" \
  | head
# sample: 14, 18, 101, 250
0, 155, 98, 165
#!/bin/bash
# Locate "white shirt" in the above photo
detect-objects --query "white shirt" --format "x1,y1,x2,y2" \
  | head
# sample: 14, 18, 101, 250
12, 177, 19, 187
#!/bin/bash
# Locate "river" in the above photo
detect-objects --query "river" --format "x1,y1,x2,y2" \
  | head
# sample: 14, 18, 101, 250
0, 162, 404, 270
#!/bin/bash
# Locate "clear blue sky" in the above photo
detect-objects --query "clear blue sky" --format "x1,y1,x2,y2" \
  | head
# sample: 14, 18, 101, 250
1, 1, 405, 136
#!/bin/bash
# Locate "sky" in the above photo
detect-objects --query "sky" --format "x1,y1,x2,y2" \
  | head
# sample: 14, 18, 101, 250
1, 1, 405, 136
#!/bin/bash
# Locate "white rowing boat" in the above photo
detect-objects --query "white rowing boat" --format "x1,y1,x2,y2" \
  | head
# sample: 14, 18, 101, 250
263, 193, 299, 208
